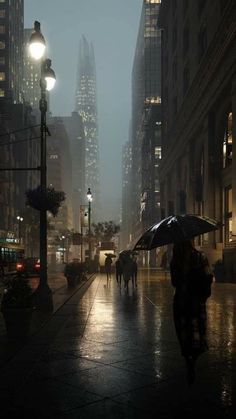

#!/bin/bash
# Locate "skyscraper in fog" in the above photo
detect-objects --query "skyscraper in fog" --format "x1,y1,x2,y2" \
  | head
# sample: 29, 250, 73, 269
22, 28, 41, 111
75, 36, 100, 218
131, 0, 162, 259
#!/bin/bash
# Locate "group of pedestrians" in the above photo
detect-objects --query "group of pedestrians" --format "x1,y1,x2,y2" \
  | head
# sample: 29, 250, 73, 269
104, 253, 138, 289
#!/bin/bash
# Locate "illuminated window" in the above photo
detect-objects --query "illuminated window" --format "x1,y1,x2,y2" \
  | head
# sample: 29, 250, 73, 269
223, 112, 233, 168
155, 146, 162, 160
155, 179, 160, 192
225, 186, 232, 243
0, 41, 5, 49
0, 71, 4, 81
0, 88, 4, 96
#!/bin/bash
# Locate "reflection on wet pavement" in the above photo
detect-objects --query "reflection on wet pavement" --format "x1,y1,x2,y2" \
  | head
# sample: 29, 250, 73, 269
2, 270, 236, 418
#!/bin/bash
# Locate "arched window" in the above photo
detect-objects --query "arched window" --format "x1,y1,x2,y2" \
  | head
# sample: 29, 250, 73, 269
223, 112, 232, 168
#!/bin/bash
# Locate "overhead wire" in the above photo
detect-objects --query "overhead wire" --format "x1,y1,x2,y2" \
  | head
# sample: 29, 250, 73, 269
0, 124, 41, 140
0, 135, 41, 148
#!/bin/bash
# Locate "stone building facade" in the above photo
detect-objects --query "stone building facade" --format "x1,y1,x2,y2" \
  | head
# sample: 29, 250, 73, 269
159, 0, 236, 279
130, 0, 162, 263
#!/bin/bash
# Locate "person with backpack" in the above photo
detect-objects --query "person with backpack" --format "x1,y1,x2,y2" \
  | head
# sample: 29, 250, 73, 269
170, 239, 213, 385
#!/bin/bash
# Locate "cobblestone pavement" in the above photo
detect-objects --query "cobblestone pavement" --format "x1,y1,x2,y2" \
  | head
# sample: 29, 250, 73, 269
0, 270, 236, 418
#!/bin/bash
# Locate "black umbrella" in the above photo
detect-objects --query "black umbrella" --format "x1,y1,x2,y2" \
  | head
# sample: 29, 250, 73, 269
133, 214, 220, 251
104, 253, 116, 258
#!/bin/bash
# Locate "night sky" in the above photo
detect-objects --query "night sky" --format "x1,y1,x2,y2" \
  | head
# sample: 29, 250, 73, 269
24, 0, 142, 221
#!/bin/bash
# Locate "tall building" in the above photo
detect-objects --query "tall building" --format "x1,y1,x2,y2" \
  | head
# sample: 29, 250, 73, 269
75, 36, 100, 219
159, 0, 236, 279
0, 0, 24, 106
130, 0, 162, 263
0, 1, 41, 257
121, 138, 132, 250
47, 117, 73, 264
63, 112, 86, 232
22, 28, 41, 111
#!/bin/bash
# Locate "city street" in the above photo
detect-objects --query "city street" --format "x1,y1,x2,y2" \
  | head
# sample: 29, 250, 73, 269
0, 269, 236, 418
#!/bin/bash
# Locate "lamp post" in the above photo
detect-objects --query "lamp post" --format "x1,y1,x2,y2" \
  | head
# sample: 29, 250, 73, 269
29, 21, 56, 312
16, 216, 23, 242
87, 188, 92, 264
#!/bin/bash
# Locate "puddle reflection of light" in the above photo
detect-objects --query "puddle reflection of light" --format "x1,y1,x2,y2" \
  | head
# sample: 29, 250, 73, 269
208, 291, 235, 408
221, 376, 233, 407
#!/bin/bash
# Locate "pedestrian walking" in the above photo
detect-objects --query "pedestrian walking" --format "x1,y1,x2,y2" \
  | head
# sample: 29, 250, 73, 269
170, 239, 213, 385
115, 257, 123, 286
105, 255, 113, 284
131, 257, 138, 287
122, 255, 133, 291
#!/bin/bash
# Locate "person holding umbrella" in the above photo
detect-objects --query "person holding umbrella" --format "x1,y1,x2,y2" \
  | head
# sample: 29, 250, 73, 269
134, 214, 218, 385
170, 239, 213, 385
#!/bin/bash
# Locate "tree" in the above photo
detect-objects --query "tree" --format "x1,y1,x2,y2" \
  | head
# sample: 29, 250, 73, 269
91, 221, 120, 242
25, 186, 66, 217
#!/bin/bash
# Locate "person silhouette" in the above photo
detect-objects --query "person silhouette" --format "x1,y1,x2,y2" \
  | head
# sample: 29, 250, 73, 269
131, 257, 138, 287
170, 239, 213, 385
115, 257, 123, 286
105, 255, 113, 284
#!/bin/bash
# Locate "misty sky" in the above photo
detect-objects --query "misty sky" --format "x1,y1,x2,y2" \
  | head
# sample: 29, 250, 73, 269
24, 0, 142, 222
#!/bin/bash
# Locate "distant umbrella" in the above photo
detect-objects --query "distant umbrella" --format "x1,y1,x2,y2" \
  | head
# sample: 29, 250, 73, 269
104, 253, 116, 258
134, 214, 220, 251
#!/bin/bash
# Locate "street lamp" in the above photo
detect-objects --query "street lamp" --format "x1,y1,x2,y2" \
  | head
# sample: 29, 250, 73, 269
87, 188, 92, 264
29, 21, 56, 312
16, 216, 23, 242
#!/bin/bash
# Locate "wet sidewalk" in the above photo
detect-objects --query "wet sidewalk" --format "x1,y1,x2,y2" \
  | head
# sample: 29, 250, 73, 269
0, 270, 236, 418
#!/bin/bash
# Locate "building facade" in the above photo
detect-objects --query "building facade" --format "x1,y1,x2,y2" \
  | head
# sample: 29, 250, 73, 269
75, 36, 100, 219
22, 28, 41, 112
121, 138, 132, 250
63, 112, 85, 232
0, 0, 24, 106
130, 0, 162, 263
159, 0, 236, 279
47, 117, 73, 264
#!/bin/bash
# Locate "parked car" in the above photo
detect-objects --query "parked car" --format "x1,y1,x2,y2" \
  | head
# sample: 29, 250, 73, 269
16, 257, 40, 277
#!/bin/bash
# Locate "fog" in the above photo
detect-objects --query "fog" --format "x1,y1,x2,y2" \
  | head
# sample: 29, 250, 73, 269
24, 0, 142, 222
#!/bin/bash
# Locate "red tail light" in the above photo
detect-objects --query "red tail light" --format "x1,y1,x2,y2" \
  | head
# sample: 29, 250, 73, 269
16, 263, 24, 270
35, 263, 40, 269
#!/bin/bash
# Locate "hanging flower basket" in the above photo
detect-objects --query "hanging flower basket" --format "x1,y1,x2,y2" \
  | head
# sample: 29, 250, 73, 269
25, 186, 66, 217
